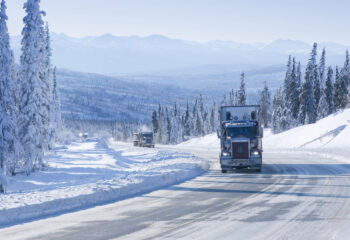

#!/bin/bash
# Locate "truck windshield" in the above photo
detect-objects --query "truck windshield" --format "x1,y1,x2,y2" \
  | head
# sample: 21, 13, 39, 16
142, 133, 152, 138
227, 127, 254, 138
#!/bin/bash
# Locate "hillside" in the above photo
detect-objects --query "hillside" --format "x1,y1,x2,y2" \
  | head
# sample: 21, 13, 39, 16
264, 109, 350, 151
56, 69, 206, 122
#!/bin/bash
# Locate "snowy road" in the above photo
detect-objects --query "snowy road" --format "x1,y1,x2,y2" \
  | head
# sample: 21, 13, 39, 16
2, 149, 350, 240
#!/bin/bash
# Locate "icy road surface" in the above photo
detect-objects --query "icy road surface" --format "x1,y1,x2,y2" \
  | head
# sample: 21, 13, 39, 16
2, 149, 350, 240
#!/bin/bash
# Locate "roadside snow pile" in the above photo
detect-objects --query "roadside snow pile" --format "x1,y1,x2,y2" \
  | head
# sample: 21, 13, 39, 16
176, 134, 219, 152
265, 109, 350, 150
0, 139, 208, 227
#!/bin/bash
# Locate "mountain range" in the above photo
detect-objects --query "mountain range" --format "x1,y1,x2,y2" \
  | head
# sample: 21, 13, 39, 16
10, 33, 350, 75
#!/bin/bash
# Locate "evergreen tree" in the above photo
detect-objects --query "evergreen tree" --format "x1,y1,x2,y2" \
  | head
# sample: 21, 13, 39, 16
183, 102, 191, 137
299, 43, 318, 124
289, 58, 301, 120
339, 51, 350, 108
151, 110, 158, 134
238, 72, 246, 105
280, 94, 294, 131
18, 0, 48, 174
283, 55, 292, 104
259, 81, 271, 128
334, 66, 342, 110
317, 90, 328, 120
272, 88, 283, 133
50, 67, 62, 143
319, 48, 326, 87
325, 66, 334, 114
166, 108, 171, 143
209, 102, 216, 132
0, 0, 19, 191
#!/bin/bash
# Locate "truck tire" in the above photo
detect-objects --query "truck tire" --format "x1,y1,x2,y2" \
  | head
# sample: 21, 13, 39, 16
256, 168, 261, 173
221, 169, 227, 173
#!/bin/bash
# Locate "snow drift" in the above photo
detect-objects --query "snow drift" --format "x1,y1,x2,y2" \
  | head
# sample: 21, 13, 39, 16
264, 108, 350, 150
0, 139, 208, 227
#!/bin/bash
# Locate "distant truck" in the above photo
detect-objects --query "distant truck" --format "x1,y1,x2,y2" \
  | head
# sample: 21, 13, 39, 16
133, 132, 155, 148
217, 105, 263, 173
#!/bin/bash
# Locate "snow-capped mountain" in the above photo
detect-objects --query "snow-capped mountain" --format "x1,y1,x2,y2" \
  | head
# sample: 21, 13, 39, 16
10, 33, 350, 75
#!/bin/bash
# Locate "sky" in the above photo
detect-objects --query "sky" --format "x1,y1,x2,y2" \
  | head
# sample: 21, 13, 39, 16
6, 0, 350, 45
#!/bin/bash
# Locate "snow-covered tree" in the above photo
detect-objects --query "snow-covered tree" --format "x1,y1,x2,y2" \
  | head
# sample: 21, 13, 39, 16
0, 0, 20, 191
50, 67, 62, 143
289, 59, 301, 120
272, 88, 283, 134
334, 66, 342, 110
299, 43, 317, 124
238, 72, 246, 106
325, 66, 334, 114
18, 0, 47, 174
283, 55, 292, 104
319, 48, 326, 87
259, 81, 271, 128
317, 90, 328, 120
339, 51, 350, 109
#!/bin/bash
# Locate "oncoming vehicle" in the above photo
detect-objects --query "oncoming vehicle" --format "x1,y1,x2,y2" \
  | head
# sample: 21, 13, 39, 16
217, 105, 263, 173
133, 132, 155, 148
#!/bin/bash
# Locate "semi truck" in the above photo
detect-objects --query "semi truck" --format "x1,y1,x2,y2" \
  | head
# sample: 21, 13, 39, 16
133, 132, 155, 148
217, 105, 263, 173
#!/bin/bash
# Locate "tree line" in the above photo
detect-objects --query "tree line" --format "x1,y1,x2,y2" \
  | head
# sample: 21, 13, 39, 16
272, 43, 350, 133
0, 0, 61, 193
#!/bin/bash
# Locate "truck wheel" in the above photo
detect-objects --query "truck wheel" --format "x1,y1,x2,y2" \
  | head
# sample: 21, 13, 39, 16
221, 170, 227, 173
256, 168, 261, 173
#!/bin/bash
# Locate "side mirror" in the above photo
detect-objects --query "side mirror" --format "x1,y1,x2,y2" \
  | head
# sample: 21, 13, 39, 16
217, 130, 220, 138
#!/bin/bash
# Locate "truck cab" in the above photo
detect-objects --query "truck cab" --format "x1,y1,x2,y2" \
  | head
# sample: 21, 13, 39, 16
218, 105, 263, 173
133, 132, 155, 148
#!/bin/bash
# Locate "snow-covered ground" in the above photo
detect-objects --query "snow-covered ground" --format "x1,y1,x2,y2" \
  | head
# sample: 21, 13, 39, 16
1, 109, 349, 228
264, 109, 350, 163
0, 138, 208, 227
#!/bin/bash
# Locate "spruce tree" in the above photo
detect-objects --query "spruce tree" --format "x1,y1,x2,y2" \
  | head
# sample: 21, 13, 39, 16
151, 111, 158, 134
183, 102, 191, 137
272, 88, 283, 133
334, 66, 342, 110
238, 72, 246, 105
18, 0, 47, 174
339, 51, 350, 108
325, 66, 334, 114
289, 58, 301, 120
0, 0, 19, 191
283, 55, 292, 104
299, 43, 317, 124
259, 81, 271, 128
317, 90, 328, 120
319, 48, 326, 87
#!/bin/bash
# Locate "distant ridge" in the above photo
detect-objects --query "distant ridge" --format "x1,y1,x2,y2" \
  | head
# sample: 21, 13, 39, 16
10, 33, 350, 75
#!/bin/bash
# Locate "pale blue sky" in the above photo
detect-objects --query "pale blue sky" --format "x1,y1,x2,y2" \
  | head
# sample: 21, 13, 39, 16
6, 0, 350, 44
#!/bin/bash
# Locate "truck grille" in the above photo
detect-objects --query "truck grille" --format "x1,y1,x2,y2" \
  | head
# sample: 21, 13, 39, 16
232, 142, 249, 159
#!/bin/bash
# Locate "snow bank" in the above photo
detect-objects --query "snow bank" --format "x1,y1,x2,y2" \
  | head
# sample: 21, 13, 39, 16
177, 134, 219, 152
265, 109, 350, 150
0, 138, 208, 227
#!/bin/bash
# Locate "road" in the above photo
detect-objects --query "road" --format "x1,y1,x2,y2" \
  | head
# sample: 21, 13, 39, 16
1, 150, 350, 240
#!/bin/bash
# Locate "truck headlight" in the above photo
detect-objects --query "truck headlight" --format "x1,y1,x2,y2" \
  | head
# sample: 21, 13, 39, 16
222, 152, 230, 156
252, 150, 260, 156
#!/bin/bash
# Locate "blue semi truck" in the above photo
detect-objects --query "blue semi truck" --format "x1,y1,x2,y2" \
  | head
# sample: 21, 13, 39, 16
217, 105, 263, 173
